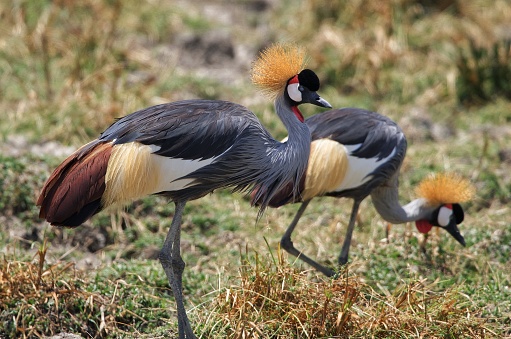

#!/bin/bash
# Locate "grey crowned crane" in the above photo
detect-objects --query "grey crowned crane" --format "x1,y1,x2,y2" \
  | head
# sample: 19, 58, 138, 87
253, 108, 474, 277
37, 43, 331, 339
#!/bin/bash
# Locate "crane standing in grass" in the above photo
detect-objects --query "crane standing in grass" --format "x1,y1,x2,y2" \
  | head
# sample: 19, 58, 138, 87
37, 44, 331, 339
253, 108, 474, 277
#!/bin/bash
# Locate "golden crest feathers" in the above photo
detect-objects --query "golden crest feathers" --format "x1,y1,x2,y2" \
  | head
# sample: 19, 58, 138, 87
415, 172, 475, 206
251, 43, 307, 99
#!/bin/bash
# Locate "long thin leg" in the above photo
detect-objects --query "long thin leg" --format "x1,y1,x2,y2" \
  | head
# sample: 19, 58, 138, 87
338, 199, 361, 265
280, 200, 336, 277
159, 200, 197, 339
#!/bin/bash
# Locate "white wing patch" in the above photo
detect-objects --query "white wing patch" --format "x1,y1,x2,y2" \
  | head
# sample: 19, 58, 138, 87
151, 143, 233, 192
151, 154, 215, 192
334, 144, 397, 191
103, 142, 219, 208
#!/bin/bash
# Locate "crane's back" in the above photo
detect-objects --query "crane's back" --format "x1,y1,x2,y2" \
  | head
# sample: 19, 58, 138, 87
38, 100, 270, 225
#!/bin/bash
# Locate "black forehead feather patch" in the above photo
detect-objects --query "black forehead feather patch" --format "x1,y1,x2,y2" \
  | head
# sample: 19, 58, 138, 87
298, 69, 320, 91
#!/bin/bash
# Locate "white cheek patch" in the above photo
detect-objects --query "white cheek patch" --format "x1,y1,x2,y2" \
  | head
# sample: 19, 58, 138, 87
287, 83, 302, 102
438, 206, 452, 227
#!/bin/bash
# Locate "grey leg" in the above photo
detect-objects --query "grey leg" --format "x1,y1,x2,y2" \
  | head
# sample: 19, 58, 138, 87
159, 200, 197, 339
338, 199, 361, 265
280, 200, 336, 277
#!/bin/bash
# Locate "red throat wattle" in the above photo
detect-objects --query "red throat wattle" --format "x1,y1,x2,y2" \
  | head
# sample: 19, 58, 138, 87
288, 75, 303, 122
292, 106, 304, 122
415, 219, 433, 234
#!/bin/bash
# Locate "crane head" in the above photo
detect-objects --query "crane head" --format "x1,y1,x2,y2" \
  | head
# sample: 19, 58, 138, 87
251, 43, 306, 99
416, 203, 466, 246
285, 69, 332, 109
414, 172, 474, 246
251, 43, 331, 108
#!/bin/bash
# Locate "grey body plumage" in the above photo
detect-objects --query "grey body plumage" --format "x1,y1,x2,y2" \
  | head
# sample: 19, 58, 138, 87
99, 98, 311, 211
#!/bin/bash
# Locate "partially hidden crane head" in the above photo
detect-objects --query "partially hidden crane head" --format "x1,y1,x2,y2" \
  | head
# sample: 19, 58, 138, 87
250, 43, 331, 115
415, 172, 475, 246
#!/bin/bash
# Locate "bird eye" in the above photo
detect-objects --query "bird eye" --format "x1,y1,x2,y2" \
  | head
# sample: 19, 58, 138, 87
298, 85, 304, 92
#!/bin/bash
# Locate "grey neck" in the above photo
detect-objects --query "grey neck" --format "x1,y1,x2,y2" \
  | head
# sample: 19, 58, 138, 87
370, 175, 436, 224
274, 95, 310, 146
254, 94, 311, 210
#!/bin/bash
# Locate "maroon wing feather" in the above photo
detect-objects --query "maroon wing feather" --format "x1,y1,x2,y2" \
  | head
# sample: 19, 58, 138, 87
37, 140, 113, 227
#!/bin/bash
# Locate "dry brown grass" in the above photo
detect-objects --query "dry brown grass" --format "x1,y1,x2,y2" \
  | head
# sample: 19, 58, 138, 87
1, 241, 491, 338
0, 240, 172, 338
277, 0, 511, 111
207, 247, 489, 338
0, 0, 175, 144
0, 241, 104, 338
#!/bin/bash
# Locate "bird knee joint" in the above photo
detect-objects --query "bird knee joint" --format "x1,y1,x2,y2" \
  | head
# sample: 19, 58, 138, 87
158, 251, 170, 265
280, 237, 293, 251
172, 257, 185, 271
158, 252, 185, 271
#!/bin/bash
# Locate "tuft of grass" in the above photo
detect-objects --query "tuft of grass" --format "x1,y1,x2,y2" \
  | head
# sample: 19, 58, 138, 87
1, 241, 105, 338
0, 240, 175, 339
201, 246, 488, 338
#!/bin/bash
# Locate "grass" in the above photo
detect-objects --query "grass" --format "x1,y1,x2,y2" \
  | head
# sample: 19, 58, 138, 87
0, 241, 495, 338
1, 0, 511, 337
1, 243, 174, 338
208, 247, 489, 338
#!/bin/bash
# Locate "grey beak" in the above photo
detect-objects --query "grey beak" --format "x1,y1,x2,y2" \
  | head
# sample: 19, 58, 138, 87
314, 96, 332, 108
444, 218, 466, 247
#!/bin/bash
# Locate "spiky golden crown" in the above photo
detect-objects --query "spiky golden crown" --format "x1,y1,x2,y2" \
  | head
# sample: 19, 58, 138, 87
415, 172, 475, 206
251, 43, 307, 99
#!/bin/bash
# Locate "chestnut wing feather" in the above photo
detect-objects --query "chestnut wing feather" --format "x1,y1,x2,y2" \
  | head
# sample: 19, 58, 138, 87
37, 141, 112, 226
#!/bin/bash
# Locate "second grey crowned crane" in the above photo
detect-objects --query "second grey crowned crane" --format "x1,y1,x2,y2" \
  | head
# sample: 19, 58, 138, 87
37, 44, 331, 339
253, 108, 474, 277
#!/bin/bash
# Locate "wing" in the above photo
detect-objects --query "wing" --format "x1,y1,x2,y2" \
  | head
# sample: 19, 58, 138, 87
100, 100, 259, 160
306, 108, 406, 161
307, 108, 407, 198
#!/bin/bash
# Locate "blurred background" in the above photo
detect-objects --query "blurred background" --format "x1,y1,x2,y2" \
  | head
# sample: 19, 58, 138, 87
1, 0, 510, 338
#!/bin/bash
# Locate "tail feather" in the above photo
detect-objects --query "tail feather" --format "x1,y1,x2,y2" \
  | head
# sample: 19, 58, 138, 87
37, 140, 113, 227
